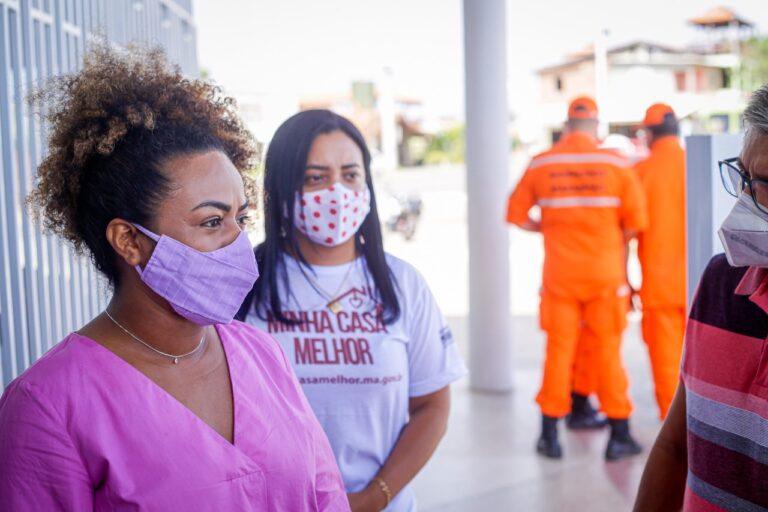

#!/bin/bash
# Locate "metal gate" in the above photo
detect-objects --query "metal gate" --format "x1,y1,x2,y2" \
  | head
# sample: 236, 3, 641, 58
0, 0, 198, 387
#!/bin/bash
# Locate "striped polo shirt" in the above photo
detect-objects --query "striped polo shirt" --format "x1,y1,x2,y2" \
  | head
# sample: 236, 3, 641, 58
682, 254, 768, 511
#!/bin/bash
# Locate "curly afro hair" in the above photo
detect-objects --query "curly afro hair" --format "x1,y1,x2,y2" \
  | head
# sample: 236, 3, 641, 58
28, 44, 259, 286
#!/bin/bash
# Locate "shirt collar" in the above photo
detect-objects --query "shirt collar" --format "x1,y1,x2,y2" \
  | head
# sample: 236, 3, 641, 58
736, 266, 768, 314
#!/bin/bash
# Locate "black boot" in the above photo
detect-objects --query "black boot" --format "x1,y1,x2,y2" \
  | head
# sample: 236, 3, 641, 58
605, 419, 643, 461
566, 392, 608, 430
536, 415, 563, 459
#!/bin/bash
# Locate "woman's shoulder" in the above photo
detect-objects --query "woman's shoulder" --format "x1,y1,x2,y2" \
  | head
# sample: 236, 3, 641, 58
384, 253, 425, 284
0, 334, 98, 415
383, 252, 433, 300
10, 333, 100, 383
217, 321, 291, 371
217, 320, 278, 347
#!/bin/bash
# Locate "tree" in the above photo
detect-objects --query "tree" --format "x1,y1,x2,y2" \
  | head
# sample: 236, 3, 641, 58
423, 125, 465, 165
740, 37, 768, 92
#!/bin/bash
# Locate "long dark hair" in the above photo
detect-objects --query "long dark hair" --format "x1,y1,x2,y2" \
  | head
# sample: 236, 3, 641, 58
238, 109, 400, 325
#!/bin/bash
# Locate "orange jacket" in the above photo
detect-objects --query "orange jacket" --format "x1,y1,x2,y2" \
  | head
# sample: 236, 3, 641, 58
635, 136, 687, 308
507, 132, 648, 298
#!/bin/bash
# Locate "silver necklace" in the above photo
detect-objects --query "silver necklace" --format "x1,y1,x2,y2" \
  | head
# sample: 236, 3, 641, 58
105, 310, 207, 365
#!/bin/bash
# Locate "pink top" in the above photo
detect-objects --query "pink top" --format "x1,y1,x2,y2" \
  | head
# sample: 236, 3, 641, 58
0, 321, 349, 511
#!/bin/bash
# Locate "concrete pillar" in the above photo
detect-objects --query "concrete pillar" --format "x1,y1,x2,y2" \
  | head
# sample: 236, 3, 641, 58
685, 133, 742, 304
378, 66, 399, 172
463, 0, 513, 392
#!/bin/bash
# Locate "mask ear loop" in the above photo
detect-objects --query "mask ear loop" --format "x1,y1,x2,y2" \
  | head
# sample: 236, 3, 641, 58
280, 200, 291, 238
132, 224, 161, 276
133, 224, 161, 242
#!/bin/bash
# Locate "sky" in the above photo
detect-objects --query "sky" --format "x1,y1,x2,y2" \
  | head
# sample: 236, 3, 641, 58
193, 0, 768, 121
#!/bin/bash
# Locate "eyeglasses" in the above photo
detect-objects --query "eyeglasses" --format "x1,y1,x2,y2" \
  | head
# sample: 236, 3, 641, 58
719, 157, 768, 215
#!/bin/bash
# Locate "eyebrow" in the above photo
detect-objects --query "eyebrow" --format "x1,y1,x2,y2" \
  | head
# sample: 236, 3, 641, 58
305, 163, 361, 171
192, 200, 249, 213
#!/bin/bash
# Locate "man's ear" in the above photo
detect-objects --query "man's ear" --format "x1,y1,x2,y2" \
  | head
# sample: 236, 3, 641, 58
106, 219, 148, 267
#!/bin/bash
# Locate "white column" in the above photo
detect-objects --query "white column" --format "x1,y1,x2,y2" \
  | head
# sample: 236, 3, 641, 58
463, 0, 513, 392
378, 66, 399, 172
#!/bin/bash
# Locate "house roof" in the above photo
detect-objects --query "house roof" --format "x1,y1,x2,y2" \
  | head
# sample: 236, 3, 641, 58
688, 6, 753, 28
537, 40, 680, 74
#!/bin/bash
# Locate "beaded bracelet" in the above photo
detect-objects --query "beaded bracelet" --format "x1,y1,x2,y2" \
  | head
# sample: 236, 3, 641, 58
374, 477, 392, 508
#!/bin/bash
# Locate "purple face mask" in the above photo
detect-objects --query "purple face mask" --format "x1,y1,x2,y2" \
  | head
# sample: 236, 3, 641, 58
134, 224, 259, 325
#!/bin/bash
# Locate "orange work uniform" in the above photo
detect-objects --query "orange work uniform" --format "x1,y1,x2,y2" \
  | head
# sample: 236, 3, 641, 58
507, 132, 648, 419
635, 135, 687, 419
571, 326, 601, 397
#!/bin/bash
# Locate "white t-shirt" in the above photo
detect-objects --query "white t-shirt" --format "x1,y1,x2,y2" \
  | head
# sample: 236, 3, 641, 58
246, 253, 466, 512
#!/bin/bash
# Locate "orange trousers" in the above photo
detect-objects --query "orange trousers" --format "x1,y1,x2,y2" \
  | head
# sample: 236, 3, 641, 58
537, 290, 633, 419
572, 326, 599, 397
641, 306, 686, 419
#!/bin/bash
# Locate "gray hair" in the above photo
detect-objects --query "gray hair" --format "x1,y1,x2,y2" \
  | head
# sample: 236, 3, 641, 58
744, 83, 768, 136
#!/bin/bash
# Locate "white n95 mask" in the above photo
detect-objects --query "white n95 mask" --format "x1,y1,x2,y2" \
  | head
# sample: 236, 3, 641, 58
718, 192, 768, 267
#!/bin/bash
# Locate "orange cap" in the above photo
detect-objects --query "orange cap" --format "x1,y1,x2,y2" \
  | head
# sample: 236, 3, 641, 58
567, 96, 598, 120
643, 103, 676, 127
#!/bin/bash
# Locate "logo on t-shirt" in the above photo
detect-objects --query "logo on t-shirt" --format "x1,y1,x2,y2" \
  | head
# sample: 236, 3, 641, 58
345, 288, 366, 309
439, 325, 455, 347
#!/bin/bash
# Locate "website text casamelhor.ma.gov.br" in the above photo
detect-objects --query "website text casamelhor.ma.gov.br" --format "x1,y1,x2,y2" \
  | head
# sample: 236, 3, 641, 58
298, 374, 404, 386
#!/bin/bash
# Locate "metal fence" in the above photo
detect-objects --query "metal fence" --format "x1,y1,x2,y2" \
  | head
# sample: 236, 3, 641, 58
0, 0, 198, 387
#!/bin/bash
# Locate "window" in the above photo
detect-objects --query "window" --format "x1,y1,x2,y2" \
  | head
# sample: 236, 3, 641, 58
674, 71, 686, 92
696, 68, 705, 92
721, 68, 731, 89
555, 76, 563, 92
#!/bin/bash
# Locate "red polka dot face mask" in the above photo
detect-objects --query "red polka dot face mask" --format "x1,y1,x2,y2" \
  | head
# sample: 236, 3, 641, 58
294, 183, 371, 247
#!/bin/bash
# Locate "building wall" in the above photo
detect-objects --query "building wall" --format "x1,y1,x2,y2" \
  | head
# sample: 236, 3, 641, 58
605, 65, 678, 121
0, 0, 197, 387
539, 60, 596, 103
536, 54, 741, 144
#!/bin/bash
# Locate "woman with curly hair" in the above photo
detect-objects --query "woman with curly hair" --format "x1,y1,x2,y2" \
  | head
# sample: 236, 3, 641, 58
0, 46, 349, 511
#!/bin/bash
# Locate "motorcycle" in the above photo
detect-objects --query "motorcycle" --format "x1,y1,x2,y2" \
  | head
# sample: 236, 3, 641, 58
384, 193, 422, 241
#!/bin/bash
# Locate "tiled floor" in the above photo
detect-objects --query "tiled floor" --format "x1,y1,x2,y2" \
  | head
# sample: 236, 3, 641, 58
411, 315, 662, 511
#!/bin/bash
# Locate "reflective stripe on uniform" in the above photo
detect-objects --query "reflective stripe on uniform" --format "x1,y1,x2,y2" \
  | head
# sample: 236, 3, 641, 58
537, 196, 622, 208
528, 153, 629, 170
